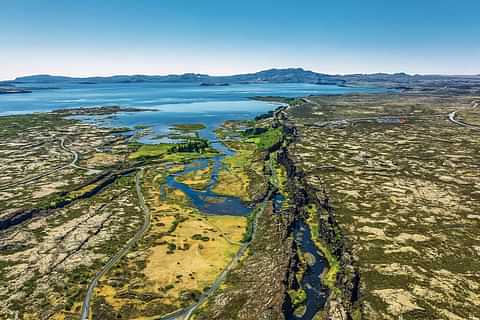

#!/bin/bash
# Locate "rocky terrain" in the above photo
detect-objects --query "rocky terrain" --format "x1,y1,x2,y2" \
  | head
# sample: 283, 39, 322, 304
280, 94, 480, 319
0, 113, 131, 217
0, 111, 143, 319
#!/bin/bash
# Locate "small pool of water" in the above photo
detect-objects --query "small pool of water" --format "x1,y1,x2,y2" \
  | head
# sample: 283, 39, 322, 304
272, 193, 285, 214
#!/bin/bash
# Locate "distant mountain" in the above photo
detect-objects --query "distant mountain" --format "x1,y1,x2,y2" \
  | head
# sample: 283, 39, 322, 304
11, 73, 210, 84
213, 68, 343, 85
12, 74, 75, 83
10, 68, 342, 85
4, 68, 480, 91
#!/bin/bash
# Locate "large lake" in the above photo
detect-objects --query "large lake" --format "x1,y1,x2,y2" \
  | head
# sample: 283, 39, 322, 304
0, 82, 386, 115
0, 82, 387, 142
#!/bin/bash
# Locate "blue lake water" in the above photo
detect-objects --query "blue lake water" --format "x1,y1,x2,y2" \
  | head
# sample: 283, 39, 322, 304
0, 81, 388, 144
0, 81, 386, 116
73, 101, 280, 144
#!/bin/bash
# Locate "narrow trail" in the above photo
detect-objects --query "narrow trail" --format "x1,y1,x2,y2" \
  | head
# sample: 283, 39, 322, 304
308, 96, 480, 131
0, 138, 71, 191
0, 138, 100, 191
59, 138, 102, 173
80, 168, 150, 320
160, 192, 273, 320
203, 218, 243, 246
448, 100, 480, 131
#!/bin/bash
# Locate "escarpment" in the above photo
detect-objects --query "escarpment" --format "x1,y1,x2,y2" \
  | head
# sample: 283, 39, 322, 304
276, 111, 361, 320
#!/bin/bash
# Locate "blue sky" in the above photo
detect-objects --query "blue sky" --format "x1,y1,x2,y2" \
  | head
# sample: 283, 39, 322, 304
0, 0, 479, 79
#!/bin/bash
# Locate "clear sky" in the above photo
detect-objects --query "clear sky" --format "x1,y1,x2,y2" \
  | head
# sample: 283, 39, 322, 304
1, 0, 479, 79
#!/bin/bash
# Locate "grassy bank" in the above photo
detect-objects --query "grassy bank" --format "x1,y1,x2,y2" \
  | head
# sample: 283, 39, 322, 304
305, 204, 340, 291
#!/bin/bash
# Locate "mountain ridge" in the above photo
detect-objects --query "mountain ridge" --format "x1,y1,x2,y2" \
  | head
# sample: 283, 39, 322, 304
2, 68, 480, 93
8, 68, 480, 84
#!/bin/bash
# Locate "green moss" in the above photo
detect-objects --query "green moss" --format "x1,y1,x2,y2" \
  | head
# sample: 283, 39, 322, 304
352, 306, 362, 320
129, 139, 218, 161
129, 143, 171, 160
246, 127, 283, 150
288, 289, 307, 307
242, 207, 258, 243
0, 260, 18, 281
305, 205, 341, 290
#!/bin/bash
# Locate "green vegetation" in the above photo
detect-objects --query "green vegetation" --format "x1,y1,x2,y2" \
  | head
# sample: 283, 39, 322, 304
242, 206, 261, 243
246, 127, 283, 150
288, 289, 307, 307
212, 130, 263, 201
0, 260, 17, 282
0, 113, 74, 138
243, 127, 268, 136
163, 150, 217, 163
36, 177, 114, 213
167, 242, 177, 253
192, 234, 211, 241
129, 139, 216, 161
352, 306, 363, 320
176, 161, 213, 190
268, 152, 288, 194
287, 94, 480, 319
305, 204, 340, 290
170, 139, 209, 153
129, 143, 171, 160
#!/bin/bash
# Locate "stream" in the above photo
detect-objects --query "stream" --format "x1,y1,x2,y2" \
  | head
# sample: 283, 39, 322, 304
165, 152, 251, 216
271, 181, 328, 319
289, 219, 329, 319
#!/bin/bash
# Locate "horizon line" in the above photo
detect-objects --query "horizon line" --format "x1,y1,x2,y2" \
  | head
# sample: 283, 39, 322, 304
2, 67, 479, 82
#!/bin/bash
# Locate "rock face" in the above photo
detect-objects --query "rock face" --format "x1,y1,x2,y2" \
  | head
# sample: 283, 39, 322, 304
311, 189, 360, 320
0, 167, 136, 231
282, 94, 480, 320
278, 142, 360, 320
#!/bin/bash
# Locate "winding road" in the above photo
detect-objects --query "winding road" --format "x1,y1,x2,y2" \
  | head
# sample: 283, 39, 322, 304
60, 138, 102, 173
0, 137, 99, 191
160, 242, 250, 320
448, 100, 480, 131
160, 155, 279, 320
306, 97, 480, 132
160, 193, 272, 320
80, 168, 150, 320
